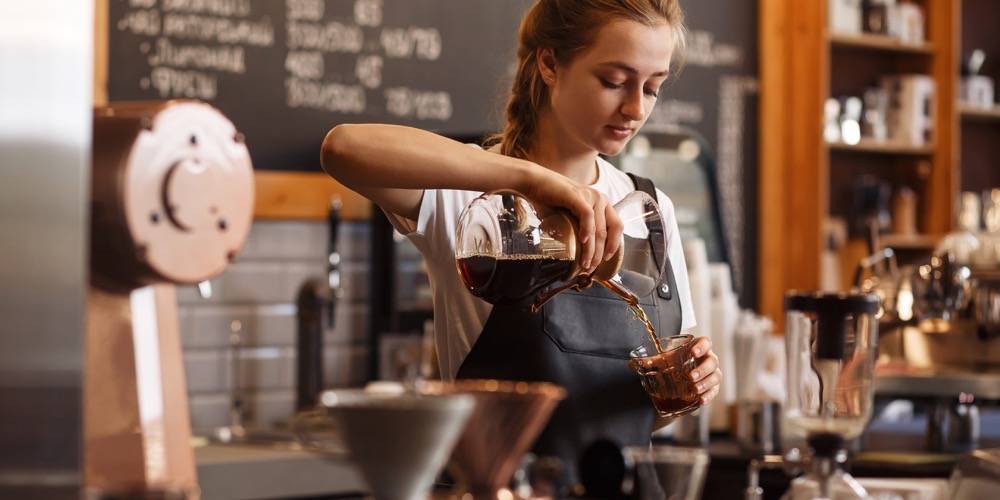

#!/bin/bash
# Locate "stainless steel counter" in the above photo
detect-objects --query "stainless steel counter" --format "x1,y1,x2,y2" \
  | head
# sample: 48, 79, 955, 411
876, 365, 1000, 400
196, 443, 365, 500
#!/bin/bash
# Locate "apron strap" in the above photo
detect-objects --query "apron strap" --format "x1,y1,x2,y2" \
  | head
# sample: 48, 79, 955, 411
625, 172, 671, 300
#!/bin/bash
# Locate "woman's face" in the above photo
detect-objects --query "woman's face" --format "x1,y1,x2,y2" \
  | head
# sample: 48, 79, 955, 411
543, 19, 675, 156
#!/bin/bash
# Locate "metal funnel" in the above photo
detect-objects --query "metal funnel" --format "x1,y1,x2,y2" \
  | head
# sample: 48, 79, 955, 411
316, 390, 475, 500
419, 380, 566, 498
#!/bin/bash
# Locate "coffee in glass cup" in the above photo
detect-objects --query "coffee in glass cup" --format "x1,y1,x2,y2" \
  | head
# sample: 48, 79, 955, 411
628, 334, 701, 418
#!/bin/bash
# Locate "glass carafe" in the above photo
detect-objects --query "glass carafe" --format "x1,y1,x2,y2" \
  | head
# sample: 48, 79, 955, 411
783, 292, 880, 500
455, 190, 666, 310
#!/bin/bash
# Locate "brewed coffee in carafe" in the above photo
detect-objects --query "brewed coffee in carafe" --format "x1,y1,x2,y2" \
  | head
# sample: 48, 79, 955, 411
455, 190, 668, 350
456, 254, 575, 305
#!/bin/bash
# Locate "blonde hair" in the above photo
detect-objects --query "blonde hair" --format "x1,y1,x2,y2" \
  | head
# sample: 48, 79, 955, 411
489, 0, 686, 159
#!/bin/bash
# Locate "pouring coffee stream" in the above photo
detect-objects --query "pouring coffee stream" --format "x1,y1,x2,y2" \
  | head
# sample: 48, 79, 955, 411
599, 278, 664, 354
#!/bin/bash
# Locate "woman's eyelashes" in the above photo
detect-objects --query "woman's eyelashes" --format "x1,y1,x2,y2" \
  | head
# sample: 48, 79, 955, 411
599, 77, 624, 90
597, 77, 660, 98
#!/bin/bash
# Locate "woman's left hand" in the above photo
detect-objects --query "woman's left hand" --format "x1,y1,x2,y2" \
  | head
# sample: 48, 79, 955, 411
689, 336, 722, 405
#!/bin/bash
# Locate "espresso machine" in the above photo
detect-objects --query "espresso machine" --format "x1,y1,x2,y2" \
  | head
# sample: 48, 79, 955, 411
857, 205, 1000, 453
85, 100, 254, 499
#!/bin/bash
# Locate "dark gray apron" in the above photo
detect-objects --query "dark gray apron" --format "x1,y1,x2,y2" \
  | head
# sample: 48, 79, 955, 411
455, 174, 683, 486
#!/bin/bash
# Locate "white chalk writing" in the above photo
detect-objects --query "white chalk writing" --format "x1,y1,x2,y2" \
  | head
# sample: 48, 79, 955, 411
161, 0, 251, 17
354, 0, 383, 27
380, 27, 442, 60
148, 37, 245, 73
684, 30, 742, 68
118, 1, 467, 124
646, 99, 704, 129
285, 51, 324, 80
286, 77, 366, 113
287, 20, 364, 53
355, 54, 383, 89
287, 0, 324, 21
118, 9, 161, 36
716, 76, 758, 294
163, 13, 274, 46
149, 67, 218, 99
384, 87, 452, 120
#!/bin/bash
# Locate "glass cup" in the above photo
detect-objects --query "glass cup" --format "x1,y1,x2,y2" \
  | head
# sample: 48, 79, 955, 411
624, 445, 710, 500
628, 334, 701, 418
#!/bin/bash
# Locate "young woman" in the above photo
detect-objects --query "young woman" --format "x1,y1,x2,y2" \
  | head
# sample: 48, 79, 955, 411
322, 0, 721, 485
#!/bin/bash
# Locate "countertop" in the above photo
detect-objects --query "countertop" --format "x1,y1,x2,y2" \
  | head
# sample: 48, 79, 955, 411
693, 438, 959, 500
194, 436, 963, 499
196, 443, 365, 500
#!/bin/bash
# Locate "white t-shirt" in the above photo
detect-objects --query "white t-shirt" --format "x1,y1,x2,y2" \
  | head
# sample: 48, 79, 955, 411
386, 154, 696, 379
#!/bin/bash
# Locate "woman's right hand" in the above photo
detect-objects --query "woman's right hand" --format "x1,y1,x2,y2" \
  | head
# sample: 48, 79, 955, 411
520, 166, 623, 274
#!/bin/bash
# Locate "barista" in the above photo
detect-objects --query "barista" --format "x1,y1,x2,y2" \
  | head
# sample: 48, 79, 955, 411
320, 0, 722, 486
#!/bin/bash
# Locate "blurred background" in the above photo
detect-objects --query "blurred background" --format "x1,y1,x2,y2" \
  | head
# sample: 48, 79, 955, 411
1, 1, 998, 499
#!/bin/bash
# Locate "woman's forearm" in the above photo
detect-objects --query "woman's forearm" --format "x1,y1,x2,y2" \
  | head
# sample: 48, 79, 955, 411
321, 123, 538, 194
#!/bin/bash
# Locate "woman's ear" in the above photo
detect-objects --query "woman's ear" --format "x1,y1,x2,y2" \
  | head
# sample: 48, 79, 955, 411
536, 47, 558, 86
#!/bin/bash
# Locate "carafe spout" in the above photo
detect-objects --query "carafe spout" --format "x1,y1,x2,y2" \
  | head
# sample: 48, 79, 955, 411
531, 275, 595, 312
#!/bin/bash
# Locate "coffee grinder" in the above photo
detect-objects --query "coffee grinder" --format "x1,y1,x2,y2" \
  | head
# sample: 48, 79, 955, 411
85, 101, 254, 499
779, 292, 881, 500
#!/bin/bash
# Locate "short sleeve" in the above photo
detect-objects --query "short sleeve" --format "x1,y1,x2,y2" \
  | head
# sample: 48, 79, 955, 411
656, 189, 697, 332
384, 188, 482, 267
383, 197, 421, 236
382, 142, 486, 263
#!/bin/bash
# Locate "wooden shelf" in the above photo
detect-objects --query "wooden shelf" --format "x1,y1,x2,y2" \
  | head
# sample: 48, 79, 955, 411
828, 139, 935, 156
959, 103, 1000, 122
829, 32, 934, 55
879, 233, 939, 250
254, 171, 371, 221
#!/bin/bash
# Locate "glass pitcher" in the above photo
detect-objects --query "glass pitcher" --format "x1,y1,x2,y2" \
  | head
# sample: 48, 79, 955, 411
455, 190, 666, 310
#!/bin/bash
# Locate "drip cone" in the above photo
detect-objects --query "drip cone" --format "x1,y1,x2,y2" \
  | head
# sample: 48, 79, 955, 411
317, 390, 474, 500
419, 380, 566, 499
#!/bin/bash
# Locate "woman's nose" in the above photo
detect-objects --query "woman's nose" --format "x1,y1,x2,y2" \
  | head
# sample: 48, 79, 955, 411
620, 88, 644, 120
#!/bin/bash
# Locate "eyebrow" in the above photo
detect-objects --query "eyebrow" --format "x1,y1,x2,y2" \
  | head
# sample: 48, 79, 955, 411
598, 62, 669, 78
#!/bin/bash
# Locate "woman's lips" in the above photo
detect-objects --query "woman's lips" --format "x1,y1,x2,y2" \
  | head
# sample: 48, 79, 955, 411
605, 125, 633, 140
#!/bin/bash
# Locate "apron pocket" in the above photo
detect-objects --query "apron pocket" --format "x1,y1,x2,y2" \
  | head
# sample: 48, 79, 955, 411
541, 285, 658, 359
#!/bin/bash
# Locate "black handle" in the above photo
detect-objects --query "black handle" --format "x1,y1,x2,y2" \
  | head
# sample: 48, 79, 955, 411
328, 196, 342, 256
296, 278, 331, 411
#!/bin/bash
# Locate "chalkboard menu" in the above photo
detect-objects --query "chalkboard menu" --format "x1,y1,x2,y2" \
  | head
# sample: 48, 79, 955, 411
108, 0, 530, 170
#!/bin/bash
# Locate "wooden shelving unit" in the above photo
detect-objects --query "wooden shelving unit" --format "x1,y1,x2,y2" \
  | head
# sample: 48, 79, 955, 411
829, 32, 935, 55
879, 233, 940, 250
760, 0, 957, 325
828, 139, 935, 156
959, 103, 1000, 122
958, 0, 1000, 193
